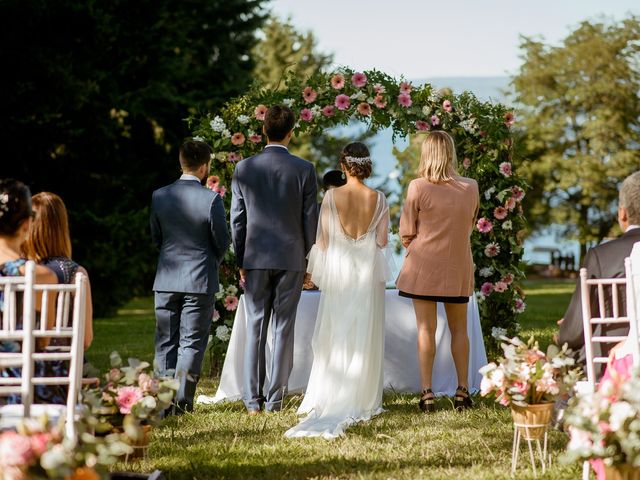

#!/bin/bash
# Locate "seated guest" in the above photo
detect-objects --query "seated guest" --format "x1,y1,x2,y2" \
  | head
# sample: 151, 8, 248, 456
22, 192, 93, 349
557, 171, 640, 367
322, 169, 347, 191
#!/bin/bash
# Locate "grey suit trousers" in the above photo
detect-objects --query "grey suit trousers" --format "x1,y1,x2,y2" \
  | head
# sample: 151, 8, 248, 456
154, 291, 215, 412
243, 269, 305, 412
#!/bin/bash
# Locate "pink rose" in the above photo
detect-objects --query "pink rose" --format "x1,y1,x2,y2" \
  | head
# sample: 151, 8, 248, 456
231, 132, 245, 146
30, 433, 51, 457
494, 281, 508, 293
480, 282, 494, 296
397, 93, 412, 108
431, 115, 440, 126
300, 108, 314, 121
399, 82, 412, 94
499, 161, 512, 177
476, 217, 493, 233
331, 74, 345, 89
415, 120, 430, 131
302, 86, 317, 104
249, 134, 262, 143
116, 386, 143, 414
224, 295, 239, 311
0, 431, 34, 467
351, 72, 367, 88
335, 94, 351, 111
357, 102, 371, 116
373, 94, 387, 109
462, 158, 471, 170
322, 105, 335, 117
442, 100, 452, 112
493, 206, 508, 220
254, 104, 267, 121
227, 152, 242, 162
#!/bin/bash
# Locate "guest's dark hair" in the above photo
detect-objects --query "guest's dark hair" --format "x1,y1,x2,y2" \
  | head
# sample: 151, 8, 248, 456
179, 140, 213, 171
0, 179, 32, 236
322, 170, 347, 190
264, 105, 295, 142
339, 142, 372, 180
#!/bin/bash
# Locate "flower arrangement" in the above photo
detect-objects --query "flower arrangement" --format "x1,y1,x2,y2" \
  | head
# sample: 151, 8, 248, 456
82, 352, 179, 438
563, 368, 640, 469
480, 336, 581, 406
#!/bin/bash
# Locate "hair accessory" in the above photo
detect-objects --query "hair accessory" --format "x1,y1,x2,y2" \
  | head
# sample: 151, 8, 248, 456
344, 155, 372, 165
0, 193, 8, 218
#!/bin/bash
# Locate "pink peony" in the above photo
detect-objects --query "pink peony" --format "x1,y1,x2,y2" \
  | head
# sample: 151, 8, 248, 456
373, 83, 386, 94
335, 94, 351, 111
351, 72, 367, 88
462, 157, 471, 169
501, 273, 515, 285
504, 111, 515, 127
331, 74, 345, 89
499, 161, 512, 177
505, 196, 517, 211
399, 82, 412, 94
116, 386, 143, 414
231, 132, 245, 146
227, 152, 242, 162
249, 133, 262, 143
494, 281, 508, 293
213, 309, 220, 321
0, 431, 34, 467
493, 206, 508, 220
442, 100, 452, 112
357, 102, 372, 116
415, 120, 430, 131
512, 186, 525, 202
224, 295, 239, 311
431, 115, 440, 126
480, 282, 494, 296
322, 105, 335, 117
302, 86, 318, 104
397, 93, 412, 108
476, 217, 493, 233
484, 242, 500, 257
254, 104, 267, 121
373, 94, 387, 109
300, 108, 314, 122
206, 175, 220, 190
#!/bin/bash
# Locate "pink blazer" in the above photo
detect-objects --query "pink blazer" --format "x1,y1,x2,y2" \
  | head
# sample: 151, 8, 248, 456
396, 176, 479, 297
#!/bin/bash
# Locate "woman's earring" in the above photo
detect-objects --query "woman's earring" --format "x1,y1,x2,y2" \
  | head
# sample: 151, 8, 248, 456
341, 172, 346, 180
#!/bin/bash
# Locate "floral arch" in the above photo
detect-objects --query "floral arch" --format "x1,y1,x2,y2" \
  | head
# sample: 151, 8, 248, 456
190, 68, 527, 361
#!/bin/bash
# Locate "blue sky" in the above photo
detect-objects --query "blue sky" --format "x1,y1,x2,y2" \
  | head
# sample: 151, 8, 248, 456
269, 0, 638, 78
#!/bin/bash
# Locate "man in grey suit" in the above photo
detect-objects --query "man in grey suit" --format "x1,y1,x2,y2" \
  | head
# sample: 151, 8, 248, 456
151, 140, 230, 413
231, 105, 318, 414
557, 171, 640, 367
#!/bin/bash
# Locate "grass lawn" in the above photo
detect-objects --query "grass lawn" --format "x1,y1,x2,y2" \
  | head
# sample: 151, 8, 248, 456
86, 279, 581, 479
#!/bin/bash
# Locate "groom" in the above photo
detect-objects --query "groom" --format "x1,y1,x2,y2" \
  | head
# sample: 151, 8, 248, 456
231, 105, 318, 414
151, 140, 230, 413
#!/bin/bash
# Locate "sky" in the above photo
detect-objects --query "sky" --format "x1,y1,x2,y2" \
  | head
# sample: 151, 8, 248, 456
269, 0, 639, 78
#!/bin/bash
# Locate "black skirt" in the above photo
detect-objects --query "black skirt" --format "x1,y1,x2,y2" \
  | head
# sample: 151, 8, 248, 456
398, 290, 469, 304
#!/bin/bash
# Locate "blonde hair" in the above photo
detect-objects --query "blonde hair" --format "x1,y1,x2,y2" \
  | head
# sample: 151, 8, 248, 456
22, 192, 72, 262
417, 131, 458, 183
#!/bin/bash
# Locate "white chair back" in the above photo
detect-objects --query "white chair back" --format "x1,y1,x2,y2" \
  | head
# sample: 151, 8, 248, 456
0, 261, 88, 441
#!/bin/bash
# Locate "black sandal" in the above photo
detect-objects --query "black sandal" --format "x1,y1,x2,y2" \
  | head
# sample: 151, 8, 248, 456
454, 385, 473, 411
419, 388, 435, 413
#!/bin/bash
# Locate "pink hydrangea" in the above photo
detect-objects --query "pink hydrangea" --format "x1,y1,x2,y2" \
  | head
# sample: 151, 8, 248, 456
331, 74, 345, 89
249, 133, 262, 143
494, 281, 508, 293
322, 105, 336, 117
0, 431, 35, 467
116, 386, 143, 414
493, 206, 508, 220
462, 157, 471, 169
374, 94, 387, 109
504, 111, 515, 127
224, 295, 239, 311
300, 108, 314, 121
415, 120, 430, 131
399, 82, 412, 94
499, 161, 512, 177
254, 104, 267, 121
231, 132, 245, 146
351, 72, 367, 88
357, 102, 371, 116
431, 115, 440, 126
302, 86, 318, 103
227, 152, 242, 162
335, 94, 351, 111
476, 217, 493, 233
484, 242, 500, 257
512, 186, 525, 202
206, 175, 220, 190
480, 282, 494, 296
442, 100, 452, 112
505, 196, 517, 211
397, 93, 412, 108
373, 83, 386, 94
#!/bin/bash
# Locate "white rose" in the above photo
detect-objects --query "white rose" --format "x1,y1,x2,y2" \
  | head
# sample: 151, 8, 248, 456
422, 105, 431, 116
484, 187, 496, 200
193, 135, 205, 142
479, 267, 494, 277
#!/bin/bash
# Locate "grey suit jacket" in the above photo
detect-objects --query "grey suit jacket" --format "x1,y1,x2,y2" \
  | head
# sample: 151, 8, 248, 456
150, 179, 230, 295
558, 228, 640, 364
231, 146, 318, 271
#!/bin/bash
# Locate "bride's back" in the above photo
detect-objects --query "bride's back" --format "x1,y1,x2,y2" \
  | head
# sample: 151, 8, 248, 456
332, 185, 379, 240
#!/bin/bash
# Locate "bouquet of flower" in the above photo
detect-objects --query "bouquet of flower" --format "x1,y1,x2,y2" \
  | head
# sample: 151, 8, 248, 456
0, 416, 130, 480
82, 352, 179, 437
563, 368, 640, 467
480, 336, 581, 406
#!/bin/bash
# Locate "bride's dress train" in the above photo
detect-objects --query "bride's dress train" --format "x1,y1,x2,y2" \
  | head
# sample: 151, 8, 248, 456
284, 189, 391, 439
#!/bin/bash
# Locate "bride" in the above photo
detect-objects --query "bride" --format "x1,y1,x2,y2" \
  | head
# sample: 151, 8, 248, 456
285, 142, 391, 439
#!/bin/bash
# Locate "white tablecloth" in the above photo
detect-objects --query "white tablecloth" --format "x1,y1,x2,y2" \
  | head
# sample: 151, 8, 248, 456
204, 289, 487, 403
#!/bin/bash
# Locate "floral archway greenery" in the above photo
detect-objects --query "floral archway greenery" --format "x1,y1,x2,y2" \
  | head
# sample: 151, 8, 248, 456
190, 68, 527, 362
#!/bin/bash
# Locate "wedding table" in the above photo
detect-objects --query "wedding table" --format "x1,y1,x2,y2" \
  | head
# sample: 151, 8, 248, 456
200, 289, 487, 404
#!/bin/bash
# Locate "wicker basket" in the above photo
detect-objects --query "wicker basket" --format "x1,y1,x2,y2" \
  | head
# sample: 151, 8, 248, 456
510, 402, 554, 440
604, 465, 640, 480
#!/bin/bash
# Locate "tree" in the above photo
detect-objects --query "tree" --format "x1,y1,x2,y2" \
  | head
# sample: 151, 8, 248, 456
512, 16, 640, 261
0, 0, 267, 315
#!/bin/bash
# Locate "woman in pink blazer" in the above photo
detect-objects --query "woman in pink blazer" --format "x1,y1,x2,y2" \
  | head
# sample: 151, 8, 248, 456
396, 131, 479, 413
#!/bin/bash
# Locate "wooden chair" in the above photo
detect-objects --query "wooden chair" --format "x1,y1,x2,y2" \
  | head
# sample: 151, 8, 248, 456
0, 261, 88, 441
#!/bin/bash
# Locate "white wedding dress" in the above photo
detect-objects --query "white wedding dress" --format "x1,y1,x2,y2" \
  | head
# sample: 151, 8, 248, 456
284, 189, 391, 439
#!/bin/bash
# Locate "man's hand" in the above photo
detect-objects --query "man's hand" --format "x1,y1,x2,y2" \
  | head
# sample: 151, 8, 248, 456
557, 318, 564, 326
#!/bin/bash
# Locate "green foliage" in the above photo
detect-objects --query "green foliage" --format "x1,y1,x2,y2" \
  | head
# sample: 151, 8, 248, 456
0, 0, 267, 315
512, 16, 640, 260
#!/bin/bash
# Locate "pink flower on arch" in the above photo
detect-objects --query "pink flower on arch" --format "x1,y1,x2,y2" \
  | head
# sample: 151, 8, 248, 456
493, 206, 508, 220
351, 72, 367, 88
502, 273, 515, 285
302, 86, 318, 103
254, 104, 267, 121
300, 108, 314, 122
335, 94, 351, 111
499, 162, 512, 177
512, 186, 525, 202
357, 102, 372, 116
227, 152, 242, 162
224, 295, 239, 311
399, 82, 412, 94
213, 309, 220, 321
322, 105, 336, 117
484, 242, 500, 257
442, 100, 452, 112
214, 185, 226, 197
494, 281, 508, 293
505, 197, 517, 211
480, 282, 494, 296
116, 386, 143, 414
373, 83, 386, 94
415, 120, 430, 131
397, 93, 412, 108
462, 157, 471, 170
206, 175, 220, 190
431, 115, 440, 126
514, 298, 526, 313
331, 74, 345, 89
231, 132, 245, 146
374, 94, 387, 109
249, 133, 262, 143
504, 111, 515, 127
476, 217, 493, 233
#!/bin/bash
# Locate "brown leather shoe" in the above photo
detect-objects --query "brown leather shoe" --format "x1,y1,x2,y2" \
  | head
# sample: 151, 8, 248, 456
247, 409, 261, 416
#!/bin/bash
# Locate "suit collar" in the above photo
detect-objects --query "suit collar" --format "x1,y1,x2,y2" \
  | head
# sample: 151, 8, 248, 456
623, 227, 640, 238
